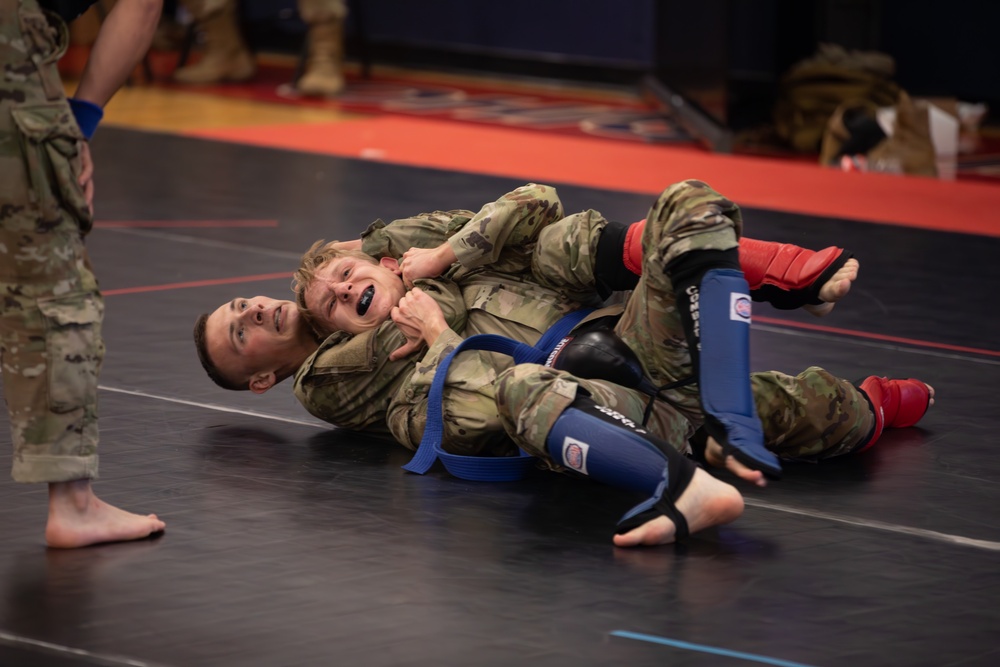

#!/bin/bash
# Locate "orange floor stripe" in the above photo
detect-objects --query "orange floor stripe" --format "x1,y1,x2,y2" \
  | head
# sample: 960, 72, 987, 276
186, 116, 1000, 236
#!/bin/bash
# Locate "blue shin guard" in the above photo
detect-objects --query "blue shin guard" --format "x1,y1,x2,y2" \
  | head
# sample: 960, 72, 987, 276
546, 397, 696, 537
670, 252, 782, 479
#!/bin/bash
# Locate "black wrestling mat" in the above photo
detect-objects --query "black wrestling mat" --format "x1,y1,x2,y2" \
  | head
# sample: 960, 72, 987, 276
1, 128, 998, 667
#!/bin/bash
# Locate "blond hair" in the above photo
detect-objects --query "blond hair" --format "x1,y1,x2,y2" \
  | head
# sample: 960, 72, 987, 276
293, 240, 378, 335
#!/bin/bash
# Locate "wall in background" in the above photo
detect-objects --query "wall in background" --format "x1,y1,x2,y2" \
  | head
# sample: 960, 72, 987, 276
238, 0, 997, 127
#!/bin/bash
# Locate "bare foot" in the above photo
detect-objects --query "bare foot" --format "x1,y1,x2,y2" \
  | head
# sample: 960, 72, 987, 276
803, 258, 860, 317
703, 436, 767, 487
46, 480, 165, 549
612, 467, 744, 547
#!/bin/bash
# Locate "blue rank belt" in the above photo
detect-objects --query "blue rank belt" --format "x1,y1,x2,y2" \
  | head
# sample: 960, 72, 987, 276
402, 308, 594, 481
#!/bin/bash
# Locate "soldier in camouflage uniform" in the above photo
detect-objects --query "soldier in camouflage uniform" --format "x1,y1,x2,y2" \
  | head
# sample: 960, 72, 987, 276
292, 182, 928, 475
1, 0, 165, 546
195, 182, 930, 543
295, 184, 611, 459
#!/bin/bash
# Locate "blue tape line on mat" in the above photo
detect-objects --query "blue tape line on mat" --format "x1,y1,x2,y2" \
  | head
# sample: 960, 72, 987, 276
610, 631, 818, 667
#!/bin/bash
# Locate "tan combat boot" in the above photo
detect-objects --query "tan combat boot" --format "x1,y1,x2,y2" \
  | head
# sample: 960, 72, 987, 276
174, 3, 256, 84
296, 19, 345, 96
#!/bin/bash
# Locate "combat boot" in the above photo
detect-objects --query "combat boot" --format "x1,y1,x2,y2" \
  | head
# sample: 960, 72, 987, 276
173, 2, 256, 85
297, 19, 345, 96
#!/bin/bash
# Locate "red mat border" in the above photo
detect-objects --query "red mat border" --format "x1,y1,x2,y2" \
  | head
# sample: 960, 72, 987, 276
185, 115, 1000, 237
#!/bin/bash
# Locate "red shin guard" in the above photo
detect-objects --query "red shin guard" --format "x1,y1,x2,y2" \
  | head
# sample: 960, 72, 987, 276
855, 377, 932, 452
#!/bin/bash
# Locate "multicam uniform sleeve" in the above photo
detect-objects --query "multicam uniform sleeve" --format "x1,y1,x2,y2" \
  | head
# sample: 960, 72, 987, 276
360, 211, 474, 259
446, 183, 564, 273
360, 183, 564, 276
529, 208, 609, 303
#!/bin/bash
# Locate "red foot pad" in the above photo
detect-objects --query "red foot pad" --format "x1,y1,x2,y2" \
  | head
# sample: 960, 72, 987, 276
856, 376, 931, 452
739, 238, 851, 309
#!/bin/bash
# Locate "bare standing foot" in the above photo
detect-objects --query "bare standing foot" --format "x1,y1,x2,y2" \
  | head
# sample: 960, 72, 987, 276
612, 467, 744, 547
803, 258, 860, 317
45, 480, 165, 549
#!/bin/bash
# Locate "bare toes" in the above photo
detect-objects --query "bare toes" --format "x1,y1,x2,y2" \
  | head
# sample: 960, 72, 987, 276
613, 516, 676, 547
725, 455, 768, 487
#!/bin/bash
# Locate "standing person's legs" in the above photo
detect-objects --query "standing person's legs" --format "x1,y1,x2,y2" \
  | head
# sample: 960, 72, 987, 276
173, 0, 255, 84
296, 0, 348, 96
1, 0, 164, 547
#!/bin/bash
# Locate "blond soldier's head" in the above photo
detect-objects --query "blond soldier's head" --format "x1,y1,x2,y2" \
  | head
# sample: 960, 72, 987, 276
293, 239, 406, 338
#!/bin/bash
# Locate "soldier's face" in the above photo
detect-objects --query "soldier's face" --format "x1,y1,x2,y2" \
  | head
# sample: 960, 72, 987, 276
205, 296, 315, 387
303, 255, 406, 336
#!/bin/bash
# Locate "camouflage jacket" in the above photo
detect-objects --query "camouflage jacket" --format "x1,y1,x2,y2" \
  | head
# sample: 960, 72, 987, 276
293, 183, 605, 453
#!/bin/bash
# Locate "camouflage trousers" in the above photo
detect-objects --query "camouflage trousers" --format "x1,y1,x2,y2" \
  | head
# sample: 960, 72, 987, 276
499, 180, 875, 465
0, 0, 103, 483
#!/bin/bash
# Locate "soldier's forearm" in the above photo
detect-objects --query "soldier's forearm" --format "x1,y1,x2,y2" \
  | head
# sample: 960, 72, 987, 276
450, 183, 563, 269
75, 0, 162, 107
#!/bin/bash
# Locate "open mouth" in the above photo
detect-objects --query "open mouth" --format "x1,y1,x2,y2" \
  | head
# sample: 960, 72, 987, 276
357, 286, 375, 316
274, 305, 282, 332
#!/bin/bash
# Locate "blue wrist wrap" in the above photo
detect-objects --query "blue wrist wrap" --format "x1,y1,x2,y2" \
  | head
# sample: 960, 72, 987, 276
68, 98, 103, 140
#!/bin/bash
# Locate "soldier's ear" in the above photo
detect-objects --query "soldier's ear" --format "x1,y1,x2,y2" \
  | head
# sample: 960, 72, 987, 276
249, 371, 277, 394
380, 257, 400, 275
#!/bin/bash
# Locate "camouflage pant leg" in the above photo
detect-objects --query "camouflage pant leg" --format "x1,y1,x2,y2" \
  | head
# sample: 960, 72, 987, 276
495, 364, 691, 470
1, 0, 103, 483
614, 180, 744, 418
530, 209, 607, 304
752, 366, 874, 460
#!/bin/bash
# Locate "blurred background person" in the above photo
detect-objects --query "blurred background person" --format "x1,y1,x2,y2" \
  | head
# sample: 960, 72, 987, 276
172, 0, 346, 96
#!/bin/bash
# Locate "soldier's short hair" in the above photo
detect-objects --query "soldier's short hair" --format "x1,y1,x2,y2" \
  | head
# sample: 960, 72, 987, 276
193, 313, 248, 391
293, 240, 378, 335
